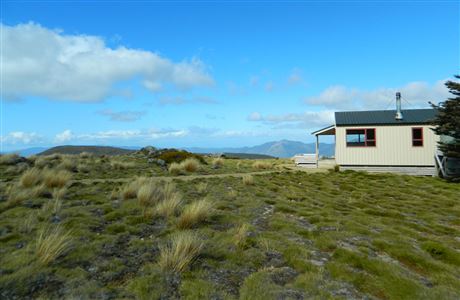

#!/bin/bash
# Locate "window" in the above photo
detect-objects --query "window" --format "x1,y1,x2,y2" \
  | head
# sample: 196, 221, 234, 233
412, 127, 423, 147
346, 128, 376, 147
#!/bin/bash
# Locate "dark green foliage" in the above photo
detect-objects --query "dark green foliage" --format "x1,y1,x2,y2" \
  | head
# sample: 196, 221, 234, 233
157, 149, 207, 164
431, 75, 460, 158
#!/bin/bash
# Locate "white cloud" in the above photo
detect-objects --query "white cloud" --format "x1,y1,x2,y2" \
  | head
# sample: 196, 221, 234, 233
249, 76, 260, 87
265, 81, 274, 92
78, 129, 189, 140
97, 109, 146, 122
287, 69, 303, 85
1, 131, 42, 145
158, 96, 217, 105
247, 112, 262, 121
2, 22, 214, 102
305, 80, 450, 110
54, 130, 74, 143
247, 111, 335, 129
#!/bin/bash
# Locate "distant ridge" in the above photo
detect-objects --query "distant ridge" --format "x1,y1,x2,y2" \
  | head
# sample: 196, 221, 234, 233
187, 140, 334, 158
39, 145, 135, 156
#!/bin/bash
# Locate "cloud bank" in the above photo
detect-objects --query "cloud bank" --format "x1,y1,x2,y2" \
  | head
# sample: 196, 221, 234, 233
2, 22, 214, 102
305, 80, 450, 110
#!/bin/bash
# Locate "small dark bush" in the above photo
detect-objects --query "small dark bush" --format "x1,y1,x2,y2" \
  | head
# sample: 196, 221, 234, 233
157, 150, 206, 165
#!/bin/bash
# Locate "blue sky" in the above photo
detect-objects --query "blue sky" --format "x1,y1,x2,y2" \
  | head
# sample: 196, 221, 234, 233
1, 0, 459, 151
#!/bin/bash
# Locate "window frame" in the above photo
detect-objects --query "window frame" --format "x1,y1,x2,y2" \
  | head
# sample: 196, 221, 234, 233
346, 128, 376, 147
412, 127, 424, 147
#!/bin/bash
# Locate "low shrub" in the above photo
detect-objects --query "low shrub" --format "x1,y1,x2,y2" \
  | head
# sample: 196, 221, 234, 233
158, 150, 206, 164
177, 199, 213, 229
36, 226, 72, 265
158, 231, 203, 272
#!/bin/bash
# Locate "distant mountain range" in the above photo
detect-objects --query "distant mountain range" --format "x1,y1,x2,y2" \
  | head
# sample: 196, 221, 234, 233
187, 140, 334, 158
3, 146, 140, 157
4, 140, 334, 158
39, 145, 136, 156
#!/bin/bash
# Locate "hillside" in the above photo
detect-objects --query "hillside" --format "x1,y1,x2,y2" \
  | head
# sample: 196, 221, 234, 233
1, 154, 459, 299
39, 145, 135, 156
188, 140, 335, 158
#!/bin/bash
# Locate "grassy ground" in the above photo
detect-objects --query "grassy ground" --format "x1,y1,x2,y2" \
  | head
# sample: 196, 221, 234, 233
0, 154, 459, 299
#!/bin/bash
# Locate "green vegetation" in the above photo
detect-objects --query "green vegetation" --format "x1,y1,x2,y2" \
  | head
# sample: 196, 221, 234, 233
0, 153, 459, 299
431, 75, 460, 159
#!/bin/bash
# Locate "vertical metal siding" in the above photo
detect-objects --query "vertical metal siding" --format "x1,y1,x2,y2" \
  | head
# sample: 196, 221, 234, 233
335, 125, 439, 166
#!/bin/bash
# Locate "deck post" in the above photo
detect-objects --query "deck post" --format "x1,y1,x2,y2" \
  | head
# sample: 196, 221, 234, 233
315, 135, 319, 168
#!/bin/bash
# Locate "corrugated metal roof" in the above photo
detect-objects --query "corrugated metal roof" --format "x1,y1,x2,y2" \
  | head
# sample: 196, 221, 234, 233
335, 109, 436, 126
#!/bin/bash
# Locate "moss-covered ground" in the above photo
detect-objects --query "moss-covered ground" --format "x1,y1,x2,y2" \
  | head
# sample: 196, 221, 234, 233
1, 154, 459, 299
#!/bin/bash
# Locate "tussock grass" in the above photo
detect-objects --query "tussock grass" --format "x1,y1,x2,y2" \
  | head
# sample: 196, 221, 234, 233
158, 231, 203, 272
153, 183, 183, 217
181, 158, 200, 172
168, 162, 185, 175
43, 169, 72, 189
34, 156, 51, 169
57, 158, 77, 172
0, 153, 21, 165
156, 193, 182, 217
121, 177, 149, 200
252, 161, 271, 170
79, 151, 92, 158
42, 197, 62, 215
196, 182, 208, 194
177, 199, 213, 229
212, 157, 224, 169
111, 161, 134, 170
233, 223, 250, 249
36, 226, 72, 265
20, 168, 42, 188
20, 212, 37, 234
137, 183, 163, 216
242, 174, 254, 185
77, 163, 90, 173
4, 184, 47, 209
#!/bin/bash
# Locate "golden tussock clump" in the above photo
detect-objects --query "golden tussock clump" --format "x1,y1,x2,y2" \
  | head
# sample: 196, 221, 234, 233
252, 161, 272, 170
168, 162, 185, 175
212, 157, 224, 169
42, 169, 72, 189
180, 158, 200, 172
158, 231, 203, 272
36, 226, 72, 265
242, 174, 254, 185
177, 199, 213, 229
20, 168, 43, 188
155, 183, 182, 217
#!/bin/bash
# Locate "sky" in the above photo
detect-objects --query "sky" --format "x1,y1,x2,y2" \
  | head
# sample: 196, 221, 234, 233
1, 0, 459, 151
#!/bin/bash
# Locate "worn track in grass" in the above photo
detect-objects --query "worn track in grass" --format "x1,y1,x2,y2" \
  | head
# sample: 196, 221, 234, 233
72, 165, 328, 184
